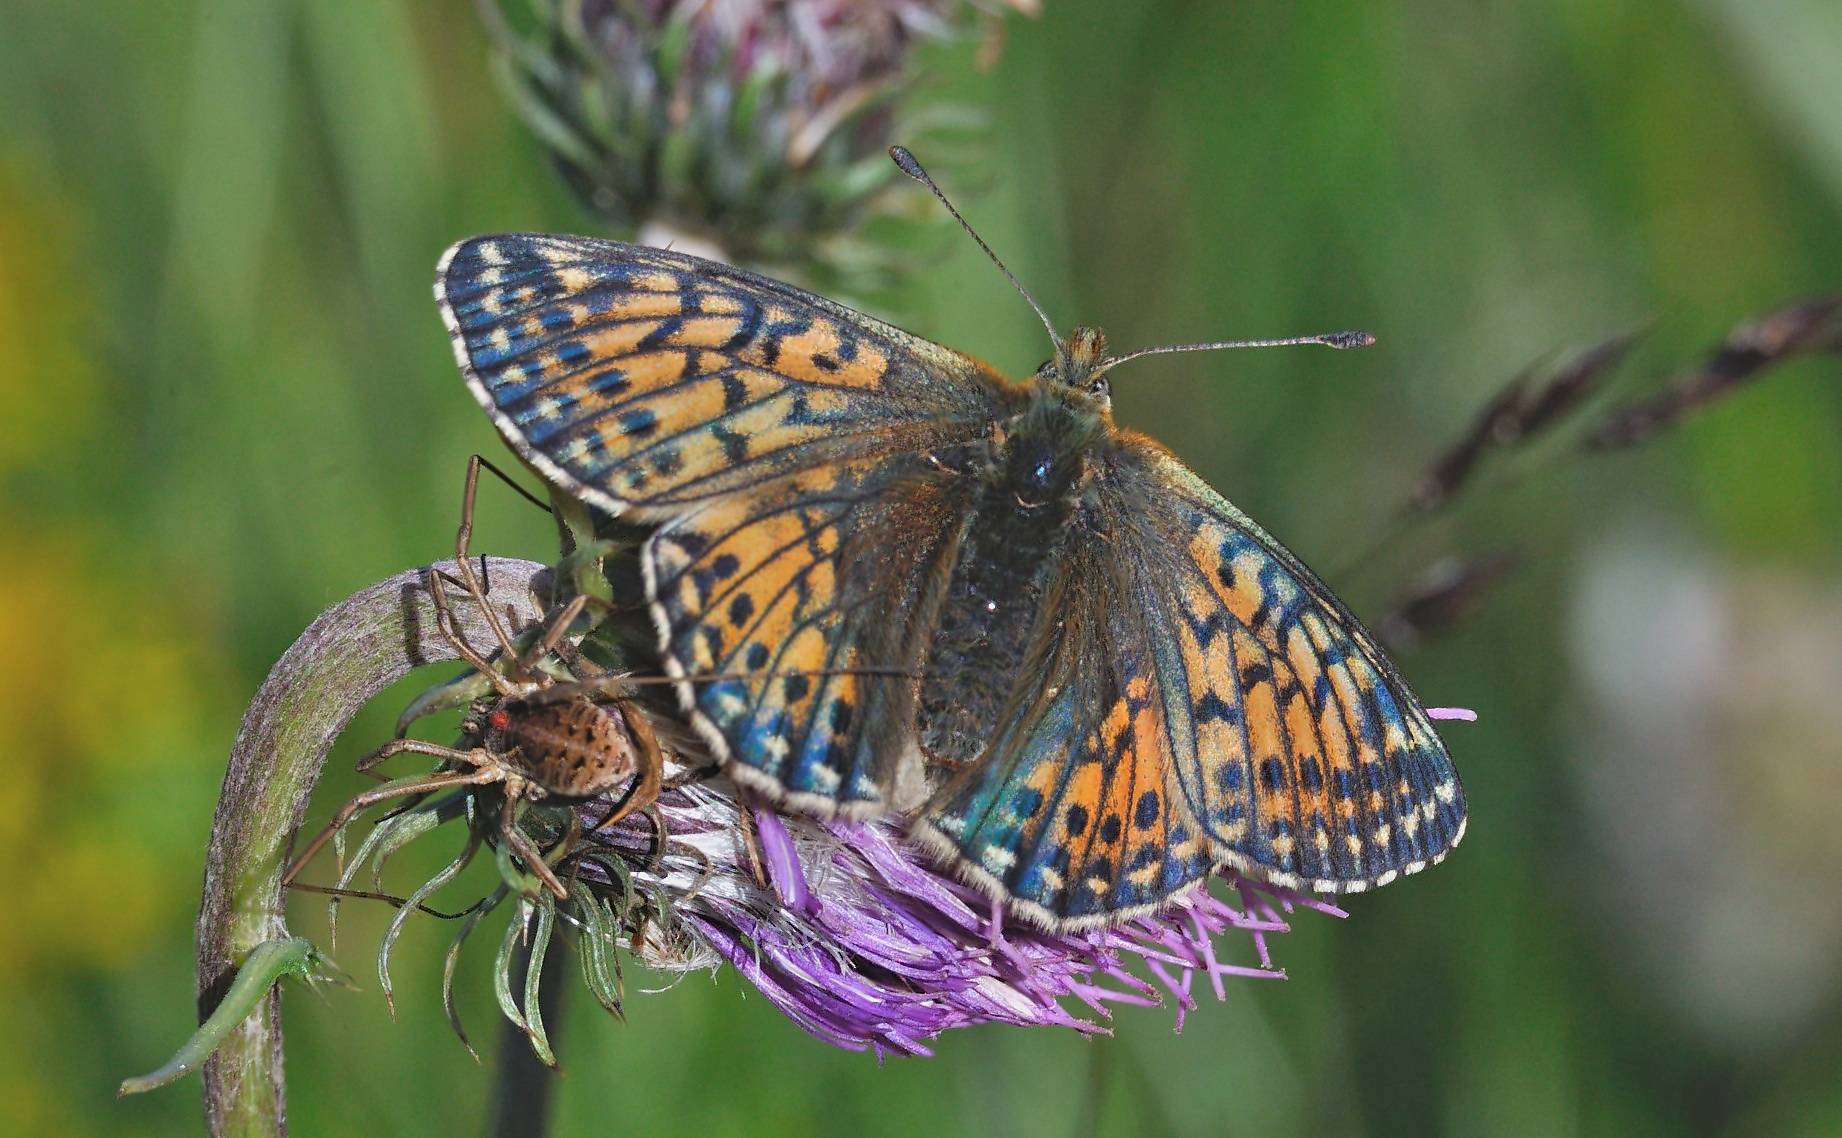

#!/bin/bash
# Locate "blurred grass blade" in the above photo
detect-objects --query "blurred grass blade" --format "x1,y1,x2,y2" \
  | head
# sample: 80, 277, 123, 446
1408, 328, 1643, 516
1512, 327, 1647, 438
1586, 297, 1840, 450
1407, 369, 1535, 516
1379, 552, 1524, 651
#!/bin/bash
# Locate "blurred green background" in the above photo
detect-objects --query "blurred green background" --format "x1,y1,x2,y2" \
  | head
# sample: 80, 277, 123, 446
4, 1, 1841, 1135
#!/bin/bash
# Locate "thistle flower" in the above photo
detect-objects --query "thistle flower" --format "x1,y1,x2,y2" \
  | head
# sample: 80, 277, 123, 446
538, 766, 1342, 1056
479, 0, 1034, 278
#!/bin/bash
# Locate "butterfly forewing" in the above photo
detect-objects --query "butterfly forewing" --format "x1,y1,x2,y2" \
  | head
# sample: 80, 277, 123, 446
438, 234, 1006, 519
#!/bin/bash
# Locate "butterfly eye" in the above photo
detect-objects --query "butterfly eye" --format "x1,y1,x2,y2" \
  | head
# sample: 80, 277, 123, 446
1089, 376, 1110, 397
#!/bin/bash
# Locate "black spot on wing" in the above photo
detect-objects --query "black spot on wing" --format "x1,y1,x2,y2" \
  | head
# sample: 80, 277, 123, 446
1134, 790, 1160, 830
727, 592, 755, 627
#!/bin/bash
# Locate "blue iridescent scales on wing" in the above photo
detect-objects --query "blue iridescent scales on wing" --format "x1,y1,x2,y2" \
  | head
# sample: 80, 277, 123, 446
436, 231, 1466, 929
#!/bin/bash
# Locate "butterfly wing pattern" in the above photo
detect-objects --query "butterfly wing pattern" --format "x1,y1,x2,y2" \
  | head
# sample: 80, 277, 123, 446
645, 450, 965, 815
910, 437, 1464, 923
915, 535, 1219, 923
438, 232, 1467, 928
438, 234, 1003, 518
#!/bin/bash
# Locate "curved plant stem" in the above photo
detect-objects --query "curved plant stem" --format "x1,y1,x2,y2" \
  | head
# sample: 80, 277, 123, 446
194, 558, 549, 1137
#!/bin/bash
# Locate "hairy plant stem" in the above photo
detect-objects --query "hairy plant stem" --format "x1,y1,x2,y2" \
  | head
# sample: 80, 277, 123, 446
195, 559, 549, 1137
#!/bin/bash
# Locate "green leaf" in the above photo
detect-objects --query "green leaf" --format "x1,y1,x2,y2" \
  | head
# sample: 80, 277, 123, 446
119, 938, 348, 1097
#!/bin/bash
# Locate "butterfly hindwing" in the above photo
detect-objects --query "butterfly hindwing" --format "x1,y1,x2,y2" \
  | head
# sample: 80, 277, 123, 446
915, 435, 1465, 918
645, 451, 968, 815
1121, 439, 1466, 891
914, 542, 1213, 927
437, 234, 1005, 519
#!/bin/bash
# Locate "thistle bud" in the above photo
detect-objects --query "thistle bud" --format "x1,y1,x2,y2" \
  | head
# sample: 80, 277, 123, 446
480, 0, 1035, 279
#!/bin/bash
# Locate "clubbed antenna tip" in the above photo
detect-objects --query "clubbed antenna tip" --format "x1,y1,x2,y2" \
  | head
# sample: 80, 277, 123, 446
889, 145, 927, 181
1325, 330, 1377, 349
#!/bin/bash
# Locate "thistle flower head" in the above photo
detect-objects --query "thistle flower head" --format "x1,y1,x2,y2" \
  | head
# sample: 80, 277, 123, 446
476, 747, 1343, 1057
322, 726, 1339, 1061
481, 0, 1034, 278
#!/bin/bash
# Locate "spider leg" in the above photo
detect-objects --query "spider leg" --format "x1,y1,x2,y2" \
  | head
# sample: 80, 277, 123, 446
453, 455, 529, 680
536, 665, 921, 705
428, 565, 520, 699
598, 702, 664, 830
550, 637, 605, 679
499, 788, 570, 900
354, 737, 480, 774
736, 795, 770, 890
518, 592, 590, 677
284, 768, 501, 886
638, 805, 669, 872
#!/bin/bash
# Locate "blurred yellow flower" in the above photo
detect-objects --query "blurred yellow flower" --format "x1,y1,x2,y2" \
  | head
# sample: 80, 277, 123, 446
0, 166, 224, 981
0, 164, 94, 482
0, 537, 223, 982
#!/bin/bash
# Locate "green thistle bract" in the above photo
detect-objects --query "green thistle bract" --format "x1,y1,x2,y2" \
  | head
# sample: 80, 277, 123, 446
480, 0, 1028, 279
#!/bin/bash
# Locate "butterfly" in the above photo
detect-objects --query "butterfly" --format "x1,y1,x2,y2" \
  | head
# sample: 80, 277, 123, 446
435, 157, 1465, 929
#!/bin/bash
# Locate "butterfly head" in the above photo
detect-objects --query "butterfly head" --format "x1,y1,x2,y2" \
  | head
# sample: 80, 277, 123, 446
889, 145, 1377, 421
994, 383, 1108, 507
1036, 325, 1115, 414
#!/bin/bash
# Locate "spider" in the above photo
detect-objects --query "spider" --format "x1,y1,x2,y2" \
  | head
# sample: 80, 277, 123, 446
284, 457, 664, 901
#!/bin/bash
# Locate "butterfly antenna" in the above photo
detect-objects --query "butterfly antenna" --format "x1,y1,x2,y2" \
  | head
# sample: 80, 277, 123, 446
1091, 329, 1376, 381
889, 146, 1061, 347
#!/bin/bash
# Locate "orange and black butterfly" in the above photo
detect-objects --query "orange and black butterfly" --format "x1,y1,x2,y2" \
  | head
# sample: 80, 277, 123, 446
436, 153, 1465, 928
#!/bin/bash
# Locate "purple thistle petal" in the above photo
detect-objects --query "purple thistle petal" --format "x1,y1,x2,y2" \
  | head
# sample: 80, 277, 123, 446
1427, 706, 1478, 721
752, 800, 821, 917
565, 770, 1343, 1053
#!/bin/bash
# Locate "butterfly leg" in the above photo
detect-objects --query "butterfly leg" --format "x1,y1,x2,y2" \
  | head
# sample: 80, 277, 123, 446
451, 454, 533, 681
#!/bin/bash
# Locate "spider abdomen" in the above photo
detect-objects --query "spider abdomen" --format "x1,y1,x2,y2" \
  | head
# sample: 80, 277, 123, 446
502, 701, 638, 799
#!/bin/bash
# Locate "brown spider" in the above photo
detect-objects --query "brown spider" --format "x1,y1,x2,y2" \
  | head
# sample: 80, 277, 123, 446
284, 457, 664, 901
